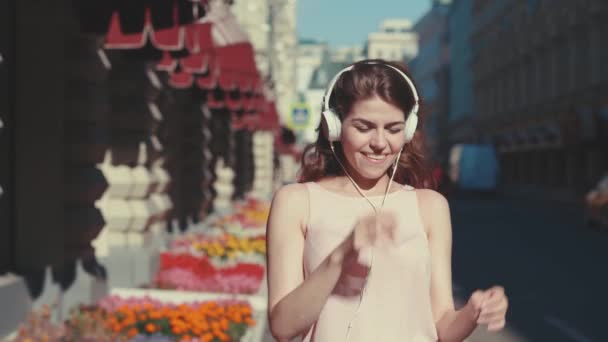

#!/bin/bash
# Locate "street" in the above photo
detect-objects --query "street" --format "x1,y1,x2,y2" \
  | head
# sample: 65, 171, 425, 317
450, 192, 608, 342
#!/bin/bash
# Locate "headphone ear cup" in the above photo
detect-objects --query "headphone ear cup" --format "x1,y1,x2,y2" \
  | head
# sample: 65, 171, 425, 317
403, 113, 418, 143
321, 110, 342, 142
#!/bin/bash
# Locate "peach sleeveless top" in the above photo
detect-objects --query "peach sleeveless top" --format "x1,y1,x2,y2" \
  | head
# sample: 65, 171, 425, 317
302, 182, 438, 342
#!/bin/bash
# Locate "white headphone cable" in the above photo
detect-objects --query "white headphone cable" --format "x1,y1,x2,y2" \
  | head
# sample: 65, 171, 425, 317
329, 143, 402, 342
329, 144, 401, 212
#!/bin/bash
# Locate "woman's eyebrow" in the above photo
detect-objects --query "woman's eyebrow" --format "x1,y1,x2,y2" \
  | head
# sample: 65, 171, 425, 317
351, 118, 405, 126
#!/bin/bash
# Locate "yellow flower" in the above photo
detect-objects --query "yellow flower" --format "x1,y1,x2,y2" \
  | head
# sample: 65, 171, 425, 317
227, 250, 238, 260
239, 239, 251, 251
226, 238, 238, 249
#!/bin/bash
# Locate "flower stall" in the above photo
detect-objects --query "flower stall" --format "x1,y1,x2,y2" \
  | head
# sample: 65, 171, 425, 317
109, 289, 267, 342
155, 233, 266, 294
12, 294, 261, 342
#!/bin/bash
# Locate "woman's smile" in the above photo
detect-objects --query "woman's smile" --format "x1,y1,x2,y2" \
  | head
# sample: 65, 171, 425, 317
360, 152, 391, 165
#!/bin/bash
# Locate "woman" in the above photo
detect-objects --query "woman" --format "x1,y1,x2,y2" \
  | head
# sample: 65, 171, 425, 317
266, 59, 508, 342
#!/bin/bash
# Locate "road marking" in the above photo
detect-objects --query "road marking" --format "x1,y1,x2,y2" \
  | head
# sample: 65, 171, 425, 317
544, 315, 594, 342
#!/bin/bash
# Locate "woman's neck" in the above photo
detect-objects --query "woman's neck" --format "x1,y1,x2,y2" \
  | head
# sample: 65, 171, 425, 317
331, 174, 392, 196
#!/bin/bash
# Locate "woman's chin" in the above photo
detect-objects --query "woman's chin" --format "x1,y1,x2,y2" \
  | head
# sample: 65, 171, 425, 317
354, 167, 388, 182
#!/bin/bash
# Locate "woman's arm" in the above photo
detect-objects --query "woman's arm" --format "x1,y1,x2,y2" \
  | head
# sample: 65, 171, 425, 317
266, 184, 345, 341
417, 189, 478, 342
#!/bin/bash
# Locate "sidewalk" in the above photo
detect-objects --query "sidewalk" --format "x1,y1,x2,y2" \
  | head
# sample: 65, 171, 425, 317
497, 184, 582, 205
466, 325, 527, 342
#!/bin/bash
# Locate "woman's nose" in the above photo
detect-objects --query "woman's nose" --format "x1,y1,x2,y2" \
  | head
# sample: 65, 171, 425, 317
370, 130, 388, 149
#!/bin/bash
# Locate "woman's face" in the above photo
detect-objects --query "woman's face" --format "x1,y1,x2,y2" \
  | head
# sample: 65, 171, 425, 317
340, 96, 406, 181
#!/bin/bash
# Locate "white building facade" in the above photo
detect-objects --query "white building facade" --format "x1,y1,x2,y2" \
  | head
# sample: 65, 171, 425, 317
269, 0, 298, 124
366, 18, 418, 62
331, 45, 365, 64
296, 39, 328, 94
232, 0, 298, 124
231, 0, 272, 77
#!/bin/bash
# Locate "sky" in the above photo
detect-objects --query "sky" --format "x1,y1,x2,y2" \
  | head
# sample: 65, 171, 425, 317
297, 0, 432, 47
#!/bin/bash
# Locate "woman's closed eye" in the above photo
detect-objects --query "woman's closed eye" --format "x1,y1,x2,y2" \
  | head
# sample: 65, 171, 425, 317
354, 124, 372, 132
354, 126, 403, 134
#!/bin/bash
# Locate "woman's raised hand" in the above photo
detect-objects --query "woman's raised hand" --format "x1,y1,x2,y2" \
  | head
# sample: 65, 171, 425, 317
332, 211, 398, 267
330, 211, 398, 296
468, 286, 509, 331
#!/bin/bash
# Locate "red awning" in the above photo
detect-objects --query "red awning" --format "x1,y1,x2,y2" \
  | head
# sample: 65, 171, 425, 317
230, 99, 280, 131
207, 92, 224, 109
76, 0, 203, 35
196, 62, 220, 89
171, 9, 259, 91
168, 71, 194, 89
256, 100, 280, 131
231, 113, 258, 131
105, 8, 188, 51
225, 95, 242, 111
215, 43, 258, 91
157, 51, 177, 72
180, 22, 215, 73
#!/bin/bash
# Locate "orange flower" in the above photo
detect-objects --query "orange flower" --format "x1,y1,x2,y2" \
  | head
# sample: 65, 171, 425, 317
232, 314, 243, 324
171, 326, 183, 335
145, 323, 157, 333
127, 328, 138, 338
123, 316, 136, 327
219, 318, 229, 330
149, 310, 163, 320
215, 331, 230, 341
170, 318, 184, 327
201, 333, 214, 342
211, 321, 221, 332
101, 298, 255, 341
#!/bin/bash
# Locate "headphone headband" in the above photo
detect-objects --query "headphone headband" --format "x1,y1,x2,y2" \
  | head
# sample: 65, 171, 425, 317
322, 61, 420, 118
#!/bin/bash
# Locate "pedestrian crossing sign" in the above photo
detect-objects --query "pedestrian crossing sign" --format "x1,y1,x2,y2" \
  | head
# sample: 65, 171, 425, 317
289, 102, 311, 130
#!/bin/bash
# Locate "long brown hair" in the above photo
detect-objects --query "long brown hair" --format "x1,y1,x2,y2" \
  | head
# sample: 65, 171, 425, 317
298, 59, 435, 189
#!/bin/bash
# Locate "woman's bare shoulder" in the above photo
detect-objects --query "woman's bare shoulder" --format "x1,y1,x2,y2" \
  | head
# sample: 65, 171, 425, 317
414, 189, 451, 236
269, 183, 310, 232
272, 182, 309, 202
415, 188, 449, 209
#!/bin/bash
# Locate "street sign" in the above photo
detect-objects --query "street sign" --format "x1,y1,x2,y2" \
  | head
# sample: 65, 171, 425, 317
289, 102, 311, 130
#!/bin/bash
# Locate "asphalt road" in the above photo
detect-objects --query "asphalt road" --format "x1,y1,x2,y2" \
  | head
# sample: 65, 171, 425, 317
449, 191, 608, 342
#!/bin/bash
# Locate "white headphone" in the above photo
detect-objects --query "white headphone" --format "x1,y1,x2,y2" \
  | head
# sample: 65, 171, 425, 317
320, 61, 420, 144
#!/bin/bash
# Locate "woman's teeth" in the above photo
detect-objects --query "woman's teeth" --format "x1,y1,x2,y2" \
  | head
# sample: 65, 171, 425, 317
363, 154, 387, 162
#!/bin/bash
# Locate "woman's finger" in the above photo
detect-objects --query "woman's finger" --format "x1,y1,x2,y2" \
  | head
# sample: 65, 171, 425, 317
482, 294, 508, 311
487, 319, 506, 331
477, 309, 506, 324
357, 246, 374, 267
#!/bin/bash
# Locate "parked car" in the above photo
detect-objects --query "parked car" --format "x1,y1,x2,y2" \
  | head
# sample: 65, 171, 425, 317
584, 174, 608, 228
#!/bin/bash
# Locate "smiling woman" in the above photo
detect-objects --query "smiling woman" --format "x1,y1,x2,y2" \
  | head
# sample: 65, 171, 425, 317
265, 59, 509, 342
299, 60, 433, 189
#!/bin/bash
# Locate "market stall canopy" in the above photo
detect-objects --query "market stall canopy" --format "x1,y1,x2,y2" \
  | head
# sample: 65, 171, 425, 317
161, 6, 262, 93
77, 0, 205, 36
